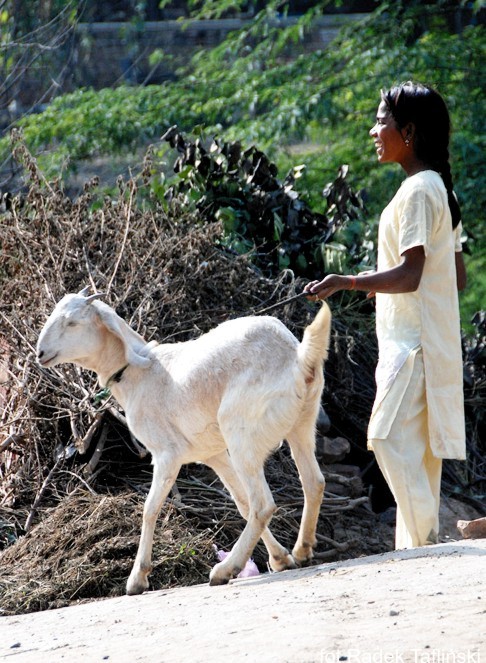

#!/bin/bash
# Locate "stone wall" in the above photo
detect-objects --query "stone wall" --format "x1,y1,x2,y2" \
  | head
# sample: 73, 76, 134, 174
74, 14, 363, 89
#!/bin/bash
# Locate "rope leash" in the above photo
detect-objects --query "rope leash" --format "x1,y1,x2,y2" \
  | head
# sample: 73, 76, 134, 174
252, 289, 315, 315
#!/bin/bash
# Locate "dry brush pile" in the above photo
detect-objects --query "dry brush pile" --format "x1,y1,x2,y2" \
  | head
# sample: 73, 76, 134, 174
0, 136, 482, 616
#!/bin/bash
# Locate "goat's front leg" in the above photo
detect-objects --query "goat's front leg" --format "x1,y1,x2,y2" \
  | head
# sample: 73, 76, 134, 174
127, 454, 181, 596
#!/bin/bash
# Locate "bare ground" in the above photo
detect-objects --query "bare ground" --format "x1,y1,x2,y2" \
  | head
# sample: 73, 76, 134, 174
1, 539, 485, 663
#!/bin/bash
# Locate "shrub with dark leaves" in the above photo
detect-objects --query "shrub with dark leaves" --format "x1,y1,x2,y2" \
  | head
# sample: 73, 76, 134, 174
161, 126, 366, 278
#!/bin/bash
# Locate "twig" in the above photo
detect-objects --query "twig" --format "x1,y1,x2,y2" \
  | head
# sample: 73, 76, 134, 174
24, 456, 63, 532
0, 433, 24, 453
83, 423, 108, 478
62, 470, 98, 495
78, 411, 105, 454
313, 549, 340, 561
106, 181, 134, 293
315, 532, 351, 551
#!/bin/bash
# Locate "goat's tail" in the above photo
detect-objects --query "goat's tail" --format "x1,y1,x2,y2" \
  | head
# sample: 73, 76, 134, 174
298, 301, 332, 378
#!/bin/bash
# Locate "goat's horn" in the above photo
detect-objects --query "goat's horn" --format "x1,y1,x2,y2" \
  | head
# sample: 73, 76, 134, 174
85, 293, 105, 304
78, 285, 92, 297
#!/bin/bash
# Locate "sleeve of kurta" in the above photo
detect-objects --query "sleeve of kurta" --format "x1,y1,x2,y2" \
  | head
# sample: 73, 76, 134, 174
397, 183, 435, 257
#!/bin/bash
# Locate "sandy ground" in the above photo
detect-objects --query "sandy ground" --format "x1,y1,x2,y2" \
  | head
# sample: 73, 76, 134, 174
1, 539, 484, 663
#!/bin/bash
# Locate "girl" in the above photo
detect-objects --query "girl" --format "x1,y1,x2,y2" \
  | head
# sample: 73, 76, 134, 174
306, 81, 466, 548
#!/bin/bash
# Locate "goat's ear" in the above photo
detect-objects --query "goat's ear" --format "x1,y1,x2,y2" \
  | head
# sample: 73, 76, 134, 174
95, 306, 151, 369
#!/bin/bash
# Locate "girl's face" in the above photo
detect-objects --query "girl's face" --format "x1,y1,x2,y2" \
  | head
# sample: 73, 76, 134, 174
369, 100, 409, 166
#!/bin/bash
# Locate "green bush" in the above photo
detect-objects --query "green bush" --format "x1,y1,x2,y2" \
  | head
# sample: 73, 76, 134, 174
1, 3, 483, 320
157, 125, 368, 277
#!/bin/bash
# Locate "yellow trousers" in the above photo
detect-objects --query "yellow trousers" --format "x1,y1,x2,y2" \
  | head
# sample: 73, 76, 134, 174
369, 352, 442, 549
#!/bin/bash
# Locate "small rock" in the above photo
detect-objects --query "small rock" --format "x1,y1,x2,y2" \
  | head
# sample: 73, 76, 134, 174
379, 507, 397, 525
440, 498, 482, 539
327, 463, 361, 478
389, 610, 400, 616
457, 517, 486, 539
316, 436, 350, 464
316, 405, 331, 435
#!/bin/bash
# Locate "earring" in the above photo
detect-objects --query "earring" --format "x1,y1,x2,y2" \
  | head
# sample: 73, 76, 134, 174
405, 138, 410, 146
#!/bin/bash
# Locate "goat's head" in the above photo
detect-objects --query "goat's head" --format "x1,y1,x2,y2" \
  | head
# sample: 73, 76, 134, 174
36, 289, 107, 369
37, 288, 151, 371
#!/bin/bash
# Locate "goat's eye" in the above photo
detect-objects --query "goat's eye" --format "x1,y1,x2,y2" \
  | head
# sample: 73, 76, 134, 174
66, 320, 77, 328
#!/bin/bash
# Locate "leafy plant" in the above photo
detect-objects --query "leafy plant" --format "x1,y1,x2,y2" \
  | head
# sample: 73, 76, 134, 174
159, 125, 367, 277
1, 2, 483, 321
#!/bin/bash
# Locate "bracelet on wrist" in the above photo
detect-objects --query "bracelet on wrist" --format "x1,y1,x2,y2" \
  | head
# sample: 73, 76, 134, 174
349, 275, 356, 290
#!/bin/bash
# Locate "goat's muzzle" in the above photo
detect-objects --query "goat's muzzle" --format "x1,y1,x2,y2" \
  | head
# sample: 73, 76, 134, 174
37, 350, 58, 367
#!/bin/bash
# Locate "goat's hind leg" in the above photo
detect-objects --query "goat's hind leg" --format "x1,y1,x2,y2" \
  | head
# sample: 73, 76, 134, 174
287, 421, 325, 565
126, 453, 181, 596
206, 451, 297, 575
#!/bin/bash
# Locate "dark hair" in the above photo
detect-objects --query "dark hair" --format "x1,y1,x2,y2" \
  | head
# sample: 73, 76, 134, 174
381, 81, 461, 229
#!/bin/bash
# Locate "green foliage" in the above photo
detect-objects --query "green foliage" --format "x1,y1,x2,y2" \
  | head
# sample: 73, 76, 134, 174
0, 0, 76, 33
461, 250, 486, 331
9, 86, 187, 171
2, 2, 484, 320
158, 125, 367, 277
159, 0, 252, 20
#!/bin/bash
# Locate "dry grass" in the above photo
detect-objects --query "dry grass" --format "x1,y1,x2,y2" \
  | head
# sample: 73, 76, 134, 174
0, 490, 216, 615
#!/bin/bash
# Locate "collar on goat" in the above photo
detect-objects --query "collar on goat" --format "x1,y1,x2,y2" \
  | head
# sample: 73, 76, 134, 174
94, 364, 129, 404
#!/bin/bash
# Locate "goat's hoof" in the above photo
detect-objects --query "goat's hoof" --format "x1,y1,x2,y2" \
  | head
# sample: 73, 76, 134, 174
209, 562, 233, 586
126, 582, 148, 596
291, 544, 315, 566
209, 574, 230, 587
269, 553, 298, 572
126, 574, 149, 596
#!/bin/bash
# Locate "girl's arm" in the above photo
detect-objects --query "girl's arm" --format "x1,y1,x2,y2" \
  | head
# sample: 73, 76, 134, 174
305, 246, 426, 299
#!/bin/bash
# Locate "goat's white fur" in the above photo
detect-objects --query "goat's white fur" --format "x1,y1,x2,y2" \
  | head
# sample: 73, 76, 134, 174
37, 289, 331, 594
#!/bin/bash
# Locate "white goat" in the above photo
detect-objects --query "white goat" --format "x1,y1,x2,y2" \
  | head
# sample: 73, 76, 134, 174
37, 288, 331, 594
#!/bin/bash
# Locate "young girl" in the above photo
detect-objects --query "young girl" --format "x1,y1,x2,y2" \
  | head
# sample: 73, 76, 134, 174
306, 81, 466, 548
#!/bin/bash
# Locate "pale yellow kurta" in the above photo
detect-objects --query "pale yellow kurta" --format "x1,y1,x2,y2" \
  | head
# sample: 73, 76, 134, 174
368, 170, 465, 460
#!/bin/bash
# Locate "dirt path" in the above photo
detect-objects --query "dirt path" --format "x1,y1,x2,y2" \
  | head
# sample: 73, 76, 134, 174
1, 539, 485, 663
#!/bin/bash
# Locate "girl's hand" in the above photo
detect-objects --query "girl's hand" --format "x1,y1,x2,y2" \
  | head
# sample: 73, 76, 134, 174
304, 275, 351, 300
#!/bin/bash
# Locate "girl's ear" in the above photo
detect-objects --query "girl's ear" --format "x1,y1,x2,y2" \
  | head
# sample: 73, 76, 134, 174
402, 122, 415, 145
